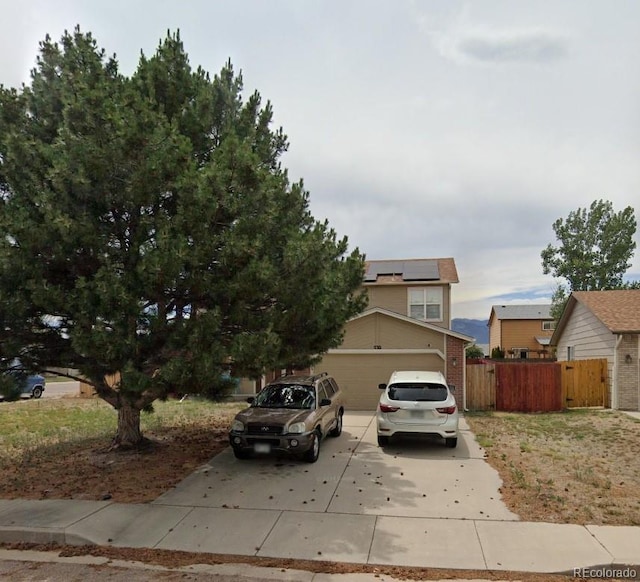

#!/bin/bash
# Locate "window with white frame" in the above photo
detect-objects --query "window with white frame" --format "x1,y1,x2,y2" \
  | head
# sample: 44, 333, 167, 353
542, 321, 556, 331
408, 287, 443, 321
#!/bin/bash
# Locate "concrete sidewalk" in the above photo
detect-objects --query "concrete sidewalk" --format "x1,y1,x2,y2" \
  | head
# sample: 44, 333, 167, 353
1, 413, 639, 577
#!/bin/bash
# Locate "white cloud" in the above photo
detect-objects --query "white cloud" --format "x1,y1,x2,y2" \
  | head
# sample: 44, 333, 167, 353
444, 29, 570, 65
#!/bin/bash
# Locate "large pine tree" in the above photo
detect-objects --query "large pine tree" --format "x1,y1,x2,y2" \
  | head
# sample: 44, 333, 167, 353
0, 28, 366, 446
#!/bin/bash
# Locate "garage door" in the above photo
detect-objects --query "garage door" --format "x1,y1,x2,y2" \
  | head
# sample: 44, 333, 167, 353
317, 352, 444, 410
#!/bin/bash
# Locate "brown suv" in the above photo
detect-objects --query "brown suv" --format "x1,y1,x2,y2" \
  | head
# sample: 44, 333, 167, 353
229, 372, 344, 463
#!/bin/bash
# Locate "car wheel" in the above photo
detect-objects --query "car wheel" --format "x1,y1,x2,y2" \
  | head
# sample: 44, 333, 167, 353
32, 386, 43, 399
445, 437, 458, 448
233, 448, 251, 460
329, 410, 343, 437
304, 430, 321, 463
377, 435, 389, 447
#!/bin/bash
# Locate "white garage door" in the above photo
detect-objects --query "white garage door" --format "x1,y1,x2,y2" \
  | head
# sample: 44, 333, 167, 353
317, 352, 444, 410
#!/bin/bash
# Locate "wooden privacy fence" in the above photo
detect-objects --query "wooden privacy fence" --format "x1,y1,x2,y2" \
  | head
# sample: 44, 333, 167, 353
465, 363, 496, 411
560, 359, 608, 408
465, 359, 608, 412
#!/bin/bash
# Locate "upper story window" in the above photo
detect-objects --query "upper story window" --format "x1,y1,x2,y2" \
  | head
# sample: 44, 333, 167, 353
408, 287, 442, 321
542, 321, 556, 331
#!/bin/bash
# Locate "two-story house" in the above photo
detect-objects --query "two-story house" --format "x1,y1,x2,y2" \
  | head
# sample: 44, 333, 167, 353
312, 258, 473, 409
488, 304, 555, 359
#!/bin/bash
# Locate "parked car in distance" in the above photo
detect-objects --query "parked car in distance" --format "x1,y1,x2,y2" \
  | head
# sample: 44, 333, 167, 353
376, 370, 459, 448
22, 374, 46, 398
229, 372, 344, 463
0, 370, 46, 400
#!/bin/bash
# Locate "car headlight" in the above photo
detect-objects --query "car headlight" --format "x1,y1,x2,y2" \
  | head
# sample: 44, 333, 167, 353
288, 422, 306, 434
231, 419, 245, 432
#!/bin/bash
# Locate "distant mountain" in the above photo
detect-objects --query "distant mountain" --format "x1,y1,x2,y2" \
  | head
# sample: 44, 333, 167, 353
451, 318, 489, 344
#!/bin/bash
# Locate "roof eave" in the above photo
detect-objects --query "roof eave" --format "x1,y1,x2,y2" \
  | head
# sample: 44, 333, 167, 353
611, 329, 640, 335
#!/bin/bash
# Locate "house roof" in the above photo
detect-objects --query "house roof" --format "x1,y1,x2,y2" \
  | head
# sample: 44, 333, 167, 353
350, 307, 474, 342
553, 290, 640, 340
490, 304, 553, 321
364, 258, 459, 285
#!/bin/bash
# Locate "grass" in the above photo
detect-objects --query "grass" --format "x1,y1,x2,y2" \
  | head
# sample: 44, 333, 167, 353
466, 408, 640, 525
0, 397, 243, 464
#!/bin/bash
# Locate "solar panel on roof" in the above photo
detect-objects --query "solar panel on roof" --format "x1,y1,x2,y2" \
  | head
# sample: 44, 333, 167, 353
402, 260, 439, 281
364, 260, 440, 282
364, 261, 403, 281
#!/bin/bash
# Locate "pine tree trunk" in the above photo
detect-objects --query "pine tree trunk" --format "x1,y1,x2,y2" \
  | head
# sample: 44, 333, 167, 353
113, 400, 143, 448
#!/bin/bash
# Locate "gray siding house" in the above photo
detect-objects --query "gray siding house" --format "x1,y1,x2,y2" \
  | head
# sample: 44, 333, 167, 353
551, 290, 640, 410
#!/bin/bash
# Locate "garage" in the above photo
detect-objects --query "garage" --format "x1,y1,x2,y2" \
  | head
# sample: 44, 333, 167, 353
317, 351, 444, 410
310, 307, 470, 410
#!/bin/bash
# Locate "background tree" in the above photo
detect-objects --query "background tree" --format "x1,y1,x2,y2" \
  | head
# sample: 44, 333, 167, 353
490, 346, 505, 359
541, 199, 637, 318
549, 284, 569, 322
465, 344, 484, 359
0, 28, 366, 447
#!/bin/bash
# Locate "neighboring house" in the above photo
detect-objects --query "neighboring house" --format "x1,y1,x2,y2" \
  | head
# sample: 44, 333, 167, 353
488, 304, 555, 359
551, 290, 640, 411
312, 258, 473, 410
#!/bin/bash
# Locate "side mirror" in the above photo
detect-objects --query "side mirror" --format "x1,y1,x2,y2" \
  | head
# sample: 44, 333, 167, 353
448, 385, 456, 393
246, 396, 255, 404
378, 383, 387, 390
320, 398, 331, 407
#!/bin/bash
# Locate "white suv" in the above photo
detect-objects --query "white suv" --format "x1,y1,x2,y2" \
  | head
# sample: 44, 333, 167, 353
376, 370, 459, 448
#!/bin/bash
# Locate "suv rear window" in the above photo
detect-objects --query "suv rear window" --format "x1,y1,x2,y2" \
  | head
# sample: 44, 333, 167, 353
388, 383, 448, 402
253, 384, 315, 409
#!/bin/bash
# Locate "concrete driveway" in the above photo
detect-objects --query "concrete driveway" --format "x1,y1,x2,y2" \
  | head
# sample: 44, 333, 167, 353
154, 411, 517, 521
147, 412, 517, 564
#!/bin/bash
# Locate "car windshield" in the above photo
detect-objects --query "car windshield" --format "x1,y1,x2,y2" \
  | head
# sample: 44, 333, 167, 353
253, 384, 316, 409
388, 383, 448, 402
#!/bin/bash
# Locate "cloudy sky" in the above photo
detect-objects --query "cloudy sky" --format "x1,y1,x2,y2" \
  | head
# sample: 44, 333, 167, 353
1, 1, 639, 320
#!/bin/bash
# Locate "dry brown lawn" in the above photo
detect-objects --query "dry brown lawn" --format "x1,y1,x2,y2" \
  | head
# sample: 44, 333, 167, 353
466, 408, 640, 526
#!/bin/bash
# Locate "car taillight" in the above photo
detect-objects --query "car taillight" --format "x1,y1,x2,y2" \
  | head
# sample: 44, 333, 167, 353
379, 403, 400, 413
436, 405, 456, 414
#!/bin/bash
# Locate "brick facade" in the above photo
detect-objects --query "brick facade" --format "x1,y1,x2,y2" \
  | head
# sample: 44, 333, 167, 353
446, 335, 465, 402
616, 334, 639, 410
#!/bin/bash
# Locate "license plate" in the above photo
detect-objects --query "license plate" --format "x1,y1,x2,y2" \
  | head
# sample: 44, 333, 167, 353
254, 443, 271, 454
410, 410, 423, 418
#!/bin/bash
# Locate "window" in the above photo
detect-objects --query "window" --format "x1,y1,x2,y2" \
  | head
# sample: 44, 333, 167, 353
388, 383, 448, 402
511, 347, 529, 359
321, 379, 335, 397
542, 321, 556, 331
408, 287, 442, 321
317, 383, 329, 402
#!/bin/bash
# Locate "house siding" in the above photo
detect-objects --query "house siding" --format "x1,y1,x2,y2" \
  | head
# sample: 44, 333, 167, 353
488, 315, 502, 355
500, 320, 554, 358
340, 315, 375, 349
555, 303, 616, 360
377, 315, 445, 351
555, 302, 616, 407
616, 334, 639, 410
365, 284, 451, 328
341, 312, 445, 351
